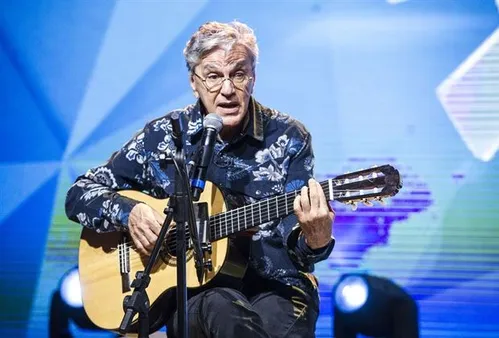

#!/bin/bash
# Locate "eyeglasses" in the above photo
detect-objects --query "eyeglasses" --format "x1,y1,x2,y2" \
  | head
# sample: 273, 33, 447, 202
193, 72, 253, 93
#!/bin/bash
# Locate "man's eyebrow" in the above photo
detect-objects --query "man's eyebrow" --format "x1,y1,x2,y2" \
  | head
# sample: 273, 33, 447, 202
202, 60, 249, 72
228, 60, 250, 70
201, 63, 222, 72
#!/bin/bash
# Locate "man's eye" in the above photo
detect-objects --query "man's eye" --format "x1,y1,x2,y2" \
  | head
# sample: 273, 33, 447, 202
207, 74, 221, 80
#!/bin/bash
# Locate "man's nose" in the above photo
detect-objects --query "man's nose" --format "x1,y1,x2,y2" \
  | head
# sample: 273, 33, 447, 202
220, 78, 235, 96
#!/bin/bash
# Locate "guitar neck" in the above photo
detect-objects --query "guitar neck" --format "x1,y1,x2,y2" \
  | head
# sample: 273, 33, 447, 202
208, 167, 394, 241
208, 179, 336, 241
209, 187, 303, 241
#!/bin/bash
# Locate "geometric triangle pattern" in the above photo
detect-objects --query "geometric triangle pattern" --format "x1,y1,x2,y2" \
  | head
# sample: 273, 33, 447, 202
25, 166, 87, 337
0, 162, 60, 225
64, 0, 208, 159
0, 173, 59, 337
0, 1, 116, 137
437, 27, 499, 162
72, 92, 193, 162
0, 42, 64, 162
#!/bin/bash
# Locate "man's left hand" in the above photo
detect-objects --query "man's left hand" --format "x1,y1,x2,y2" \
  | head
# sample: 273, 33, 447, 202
293, 178, 335, 249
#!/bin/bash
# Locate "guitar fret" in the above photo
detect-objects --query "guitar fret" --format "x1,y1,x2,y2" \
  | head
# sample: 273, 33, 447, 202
219, 213, 223, 237
224, 211, 227, 237
251, 204, 254, 227
267, 199, 270, 221
275, 197, 279, 218
244, 206, 247, 230
285, 193, 288, 214
328, 178, 334, 200
230, 210, 239, 234
259, 204, 262, 224
219, 215, 223, 237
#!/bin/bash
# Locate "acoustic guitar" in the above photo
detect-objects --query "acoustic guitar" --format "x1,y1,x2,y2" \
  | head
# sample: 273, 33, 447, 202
78, 164, 402, 332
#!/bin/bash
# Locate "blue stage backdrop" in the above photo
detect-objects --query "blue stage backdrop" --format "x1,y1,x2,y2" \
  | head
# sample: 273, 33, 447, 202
1, 1, 499, 337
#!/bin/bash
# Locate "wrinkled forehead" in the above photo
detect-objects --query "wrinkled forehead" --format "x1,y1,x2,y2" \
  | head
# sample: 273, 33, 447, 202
198, 45, 252, 71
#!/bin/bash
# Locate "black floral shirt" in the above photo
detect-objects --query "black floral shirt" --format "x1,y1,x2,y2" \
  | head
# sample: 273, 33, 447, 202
65, 97, 334, 297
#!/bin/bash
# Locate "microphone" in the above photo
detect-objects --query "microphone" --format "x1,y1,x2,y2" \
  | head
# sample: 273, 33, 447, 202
191, 113, 223, 201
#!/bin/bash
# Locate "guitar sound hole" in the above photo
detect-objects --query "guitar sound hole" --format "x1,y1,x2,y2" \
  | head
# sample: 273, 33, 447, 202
163, 223, 191, 257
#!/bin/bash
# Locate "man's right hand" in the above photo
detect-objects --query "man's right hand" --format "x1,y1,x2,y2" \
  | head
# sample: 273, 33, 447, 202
128, 203, 165, 256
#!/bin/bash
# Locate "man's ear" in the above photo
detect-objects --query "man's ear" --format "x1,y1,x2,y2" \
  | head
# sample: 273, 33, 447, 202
250, 73, 256, 94
189, 73, 198, 98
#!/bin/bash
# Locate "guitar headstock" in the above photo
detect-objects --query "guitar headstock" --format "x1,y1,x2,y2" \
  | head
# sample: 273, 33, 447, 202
330, 164, 402, 210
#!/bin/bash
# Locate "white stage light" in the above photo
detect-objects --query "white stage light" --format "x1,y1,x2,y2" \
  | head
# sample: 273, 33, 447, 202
334, 275, 369, 313
59, 267, 83, 308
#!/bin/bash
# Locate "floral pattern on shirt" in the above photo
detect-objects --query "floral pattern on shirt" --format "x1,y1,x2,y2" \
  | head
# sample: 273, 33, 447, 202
65, 98, 334, 298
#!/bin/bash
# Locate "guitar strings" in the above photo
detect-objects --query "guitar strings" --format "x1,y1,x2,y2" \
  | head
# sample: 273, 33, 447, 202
88, 176, 389, 269
209, 181, 383, 239
111, 185, 384, 267
114, 185, 383, 253
114, 184, 357, 246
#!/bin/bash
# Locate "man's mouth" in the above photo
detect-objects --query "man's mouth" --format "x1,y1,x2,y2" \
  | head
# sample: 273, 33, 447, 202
218, 102, 239, 108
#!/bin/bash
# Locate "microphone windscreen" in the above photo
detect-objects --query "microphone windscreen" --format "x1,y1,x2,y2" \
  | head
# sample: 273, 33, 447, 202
203, 113, 223, 132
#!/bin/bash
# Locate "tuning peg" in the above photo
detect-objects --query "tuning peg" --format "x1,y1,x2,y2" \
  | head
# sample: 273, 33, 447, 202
350, 202, 358, 211
376, 197, 385, 205
362, 199, 373, 207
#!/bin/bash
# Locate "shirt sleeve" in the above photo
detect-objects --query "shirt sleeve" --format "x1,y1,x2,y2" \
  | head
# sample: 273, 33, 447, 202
64, 124, 152, 233
281, 131, 335, 270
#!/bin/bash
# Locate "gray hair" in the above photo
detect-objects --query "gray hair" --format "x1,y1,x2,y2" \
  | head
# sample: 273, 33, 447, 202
183, 21, 259, 73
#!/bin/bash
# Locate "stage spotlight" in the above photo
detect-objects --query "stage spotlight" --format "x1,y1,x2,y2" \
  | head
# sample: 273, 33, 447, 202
333, 273, 419, 338
335, 275, 369, 313
59, 267, 83, 308
49, 265, 111, 338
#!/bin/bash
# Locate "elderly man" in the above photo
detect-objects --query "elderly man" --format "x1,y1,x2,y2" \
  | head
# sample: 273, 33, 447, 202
66, 21, 335, 338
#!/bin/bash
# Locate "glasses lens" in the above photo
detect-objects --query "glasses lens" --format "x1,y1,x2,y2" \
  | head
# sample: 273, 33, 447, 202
205, 76, 223, 90
233, 74, 247, 86
204, 75, 251, 92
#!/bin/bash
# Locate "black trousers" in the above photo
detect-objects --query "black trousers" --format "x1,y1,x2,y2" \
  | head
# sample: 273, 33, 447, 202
166, 281, 319, 338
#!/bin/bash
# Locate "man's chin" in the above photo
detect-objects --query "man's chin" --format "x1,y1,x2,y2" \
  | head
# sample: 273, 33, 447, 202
218, 112, 245, 128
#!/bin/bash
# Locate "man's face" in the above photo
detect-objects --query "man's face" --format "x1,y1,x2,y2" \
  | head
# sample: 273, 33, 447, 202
190, 45, 255, 136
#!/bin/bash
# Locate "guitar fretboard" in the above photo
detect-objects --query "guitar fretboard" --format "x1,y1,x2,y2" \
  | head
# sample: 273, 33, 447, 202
207, 173, 389, 240
208, 180, 335, 240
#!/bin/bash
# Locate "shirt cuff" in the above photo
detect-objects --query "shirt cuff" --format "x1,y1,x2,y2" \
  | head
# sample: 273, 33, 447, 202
110, 194, 143, 231
287, 226, 335, 266
297, 233, 335, 259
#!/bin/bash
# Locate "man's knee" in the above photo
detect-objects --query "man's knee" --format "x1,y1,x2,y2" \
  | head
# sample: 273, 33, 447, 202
200, 287, 252, 313
199, 288, 269, 337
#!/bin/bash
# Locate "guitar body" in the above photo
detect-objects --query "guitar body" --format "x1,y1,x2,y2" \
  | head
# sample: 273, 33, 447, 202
77, 164, 403, 333
78, 182, 249, 332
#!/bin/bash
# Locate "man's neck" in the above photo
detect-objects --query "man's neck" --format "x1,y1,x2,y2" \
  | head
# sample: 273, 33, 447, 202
219, 112, 250, 142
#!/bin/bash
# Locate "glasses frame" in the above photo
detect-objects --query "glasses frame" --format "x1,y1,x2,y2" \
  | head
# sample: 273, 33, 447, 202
193, 72, 253, 93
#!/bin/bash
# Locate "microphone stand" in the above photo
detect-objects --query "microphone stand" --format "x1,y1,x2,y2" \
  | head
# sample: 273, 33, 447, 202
119, 115, 205, 338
